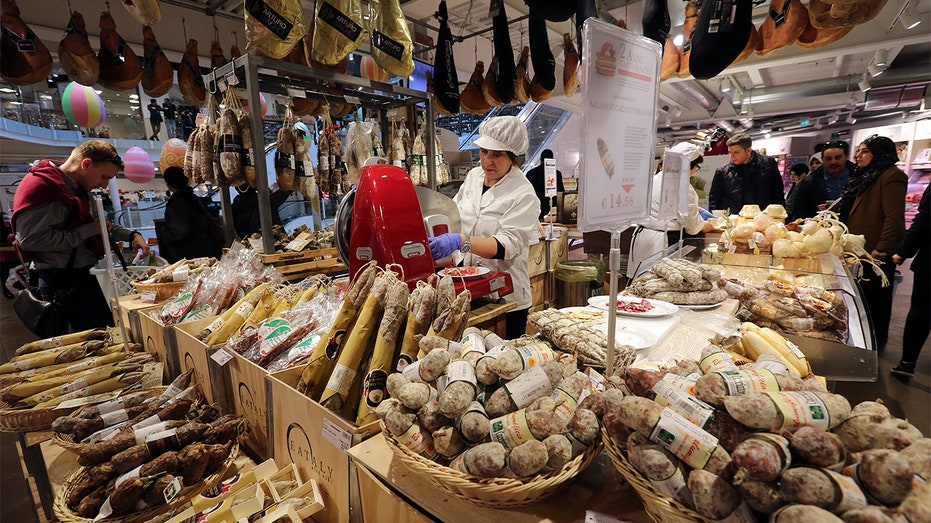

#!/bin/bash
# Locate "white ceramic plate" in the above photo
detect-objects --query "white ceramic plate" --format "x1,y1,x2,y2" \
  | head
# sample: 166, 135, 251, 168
586, 296, 679, 318
678, 301, 725, 310
439, 266, 491, 280
591, 323, 658, 350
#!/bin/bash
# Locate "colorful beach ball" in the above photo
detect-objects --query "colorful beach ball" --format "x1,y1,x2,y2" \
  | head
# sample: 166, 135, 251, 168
159, 138, 187, 172
242, 92, 267, 117
360, 56, 389, 83
123, 146, 155, 183
62, 82, 106, 128
292, 121, 313, 143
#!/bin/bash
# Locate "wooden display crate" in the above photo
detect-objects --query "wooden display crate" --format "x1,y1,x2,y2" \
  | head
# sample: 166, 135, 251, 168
548, 234, 569, 270
260, 248, 347, 281
137, 307, 180, 380
530, 272, 547, 309
266, 367, 381, 523
352, 459, 433, 523
111, 294, 166, 343
214, 350, 273, 460
174, 318, 226, 404
528, 241, 547, 277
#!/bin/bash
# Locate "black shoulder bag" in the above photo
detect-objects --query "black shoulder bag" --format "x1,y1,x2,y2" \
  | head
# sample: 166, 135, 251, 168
12, 245, 76, 338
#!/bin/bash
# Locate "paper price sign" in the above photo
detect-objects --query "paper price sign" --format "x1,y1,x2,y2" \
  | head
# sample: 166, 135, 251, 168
657, 150, 689, 221
544, 158, 558, 198
577, 19, 662, 232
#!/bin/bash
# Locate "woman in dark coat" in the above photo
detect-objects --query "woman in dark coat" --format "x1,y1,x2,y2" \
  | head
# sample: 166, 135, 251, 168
890, 183, 930, 378
837, 135, 907, 350
160, 167, 222, 263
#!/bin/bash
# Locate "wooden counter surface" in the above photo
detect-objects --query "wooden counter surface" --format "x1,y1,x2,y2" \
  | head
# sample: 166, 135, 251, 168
348, 434, 650, 523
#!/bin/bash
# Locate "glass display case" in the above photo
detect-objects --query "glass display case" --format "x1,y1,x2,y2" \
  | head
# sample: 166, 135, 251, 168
632, 238, 877, 382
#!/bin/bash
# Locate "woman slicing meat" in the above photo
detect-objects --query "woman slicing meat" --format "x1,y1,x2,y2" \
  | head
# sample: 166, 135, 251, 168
428, 116, 540, 338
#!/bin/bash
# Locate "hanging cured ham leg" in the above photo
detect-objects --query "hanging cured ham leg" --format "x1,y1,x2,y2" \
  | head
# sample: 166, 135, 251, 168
59, 10, 98, 87
1, 0, 52, 85
141, 25, 172, 97
482, 58, 504, 107
178, 39, 206, 106
516, 46, 532, 103
732, 22, 762, 65
641, 0, 671, 48
757, 0, 809, 56
796, 19, 852, 49
563, 34, 579, 97
575, 0, 597, 52
660, 37, 679, 80
529, 10, 556, 103
460, 62, 491, 115
210, 40, 227, 69
676, 2, 699, 78
432, 1, 460, 115
491, 3, 515, 105
688, 0, 752, 79
97, 11, 143, 91
121, 0, 160, 26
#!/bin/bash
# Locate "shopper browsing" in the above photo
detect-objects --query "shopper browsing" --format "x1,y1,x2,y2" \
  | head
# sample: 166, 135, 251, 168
837, 135, 907, 350
12, 141, 149, 332
793, 140, 856, 220
147, 99, 163, 141
890, 184, 930, 378
808, 152, 822, 172
159, 167, 223, 263
429, 116, 540, 338
162, 99, 177, 138
785, 163, 808, 221
708, 133, 785, 213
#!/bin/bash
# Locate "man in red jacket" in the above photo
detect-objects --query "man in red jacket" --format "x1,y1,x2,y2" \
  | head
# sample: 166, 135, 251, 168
12, 140, 149, 332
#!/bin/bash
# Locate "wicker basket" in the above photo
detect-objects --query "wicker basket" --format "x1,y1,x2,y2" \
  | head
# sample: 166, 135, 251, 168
602, 428, 711, 523
53, 441, 239, 523
130, 280, 186, 301
0, 399, 76, 433
383, 421, 602, 508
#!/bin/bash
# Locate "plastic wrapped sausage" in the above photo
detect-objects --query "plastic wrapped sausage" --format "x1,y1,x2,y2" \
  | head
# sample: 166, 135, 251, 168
723, 391, 851, 431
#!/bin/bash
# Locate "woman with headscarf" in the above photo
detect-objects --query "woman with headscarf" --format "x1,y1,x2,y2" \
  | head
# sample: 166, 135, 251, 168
809, 152, 822, 172
837, 135, 907, 350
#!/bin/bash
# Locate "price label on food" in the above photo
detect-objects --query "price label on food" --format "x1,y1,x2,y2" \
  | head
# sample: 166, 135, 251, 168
577, 18, 661, 232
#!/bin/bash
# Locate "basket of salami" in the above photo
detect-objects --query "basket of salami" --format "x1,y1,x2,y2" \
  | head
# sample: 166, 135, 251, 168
53, 414, 243, 523
602, 427, 710, 523
0, 329, 149, 433
382, 419, 602, 508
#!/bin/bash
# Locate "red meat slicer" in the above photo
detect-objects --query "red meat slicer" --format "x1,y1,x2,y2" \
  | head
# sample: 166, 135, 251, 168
334, 164, 512, 299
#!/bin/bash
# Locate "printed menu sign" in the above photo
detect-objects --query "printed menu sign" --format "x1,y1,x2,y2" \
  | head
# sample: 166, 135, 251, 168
578, 19, 662, 232
657, 150, 689, 221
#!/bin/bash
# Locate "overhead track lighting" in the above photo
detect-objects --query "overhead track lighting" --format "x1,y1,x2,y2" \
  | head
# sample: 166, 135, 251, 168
845, 113, 857, 124
868, 63, 885, 77
720, 78, 732, 94
872, 49, 888, 68
858, 73, 871, 92
895, 0, 923, 29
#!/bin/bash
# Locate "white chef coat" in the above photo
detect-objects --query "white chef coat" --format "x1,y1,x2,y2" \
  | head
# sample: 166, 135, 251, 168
453, 164, 541, 310
627, 172, 706, 278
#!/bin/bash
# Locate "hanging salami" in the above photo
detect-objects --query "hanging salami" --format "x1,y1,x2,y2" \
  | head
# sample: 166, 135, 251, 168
275, 125, 297, 191
370, 0, 414, 77
96, 11, 143, 92
239, 113, 257, 187
529, 10, 555, 103
432, 1, 460, 115
141, 25, 172, 98
310, 0, 367, 66
217, 107, 243, 187
688, 0, 752, 80
58, 10, 98, 87
244, 0, 305, 59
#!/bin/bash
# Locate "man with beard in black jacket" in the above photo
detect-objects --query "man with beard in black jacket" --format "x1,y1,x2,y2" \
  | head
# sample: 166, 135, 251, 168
708, 133, 785, 214
791, 140, 856, 220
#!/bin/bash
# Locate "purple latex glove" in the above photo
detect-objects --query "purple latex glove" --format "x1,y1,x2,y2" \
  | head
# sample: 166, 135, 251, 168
429, 233, 462, 260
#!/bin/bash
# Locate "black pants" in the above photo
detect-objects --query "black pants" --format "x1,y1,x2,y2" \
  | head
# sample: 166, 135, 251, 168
37, 267, 114, 332
506, 308, 529, 340
902, 268, 930, 363
859, 259, 897, 349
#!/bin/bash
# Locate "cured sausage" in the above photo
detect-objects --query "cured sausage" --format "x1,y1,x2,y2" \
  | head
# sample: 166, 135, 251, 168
141, 25, 172, 98
528, 10, 555, 102
178, 39, 206, 106
97, 11, 143, 92
58, 11, 99, 87
0, 0, 52, 86
688, 0, 752, 79
121, 0, 160, 26
432, 1, 460, 115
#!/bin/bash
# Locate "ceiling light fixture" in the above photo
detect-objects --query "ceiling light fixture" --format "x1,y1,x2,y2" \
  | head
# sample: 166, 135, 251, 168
858, 73, 871, 92
895, 0, 923, 29
765, 132, 772, 139
673, 107, 682, 118
868, 63, 885, 77
814, 119, 824, 130
872, 49, 888, 68
720, 78, 732, 94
